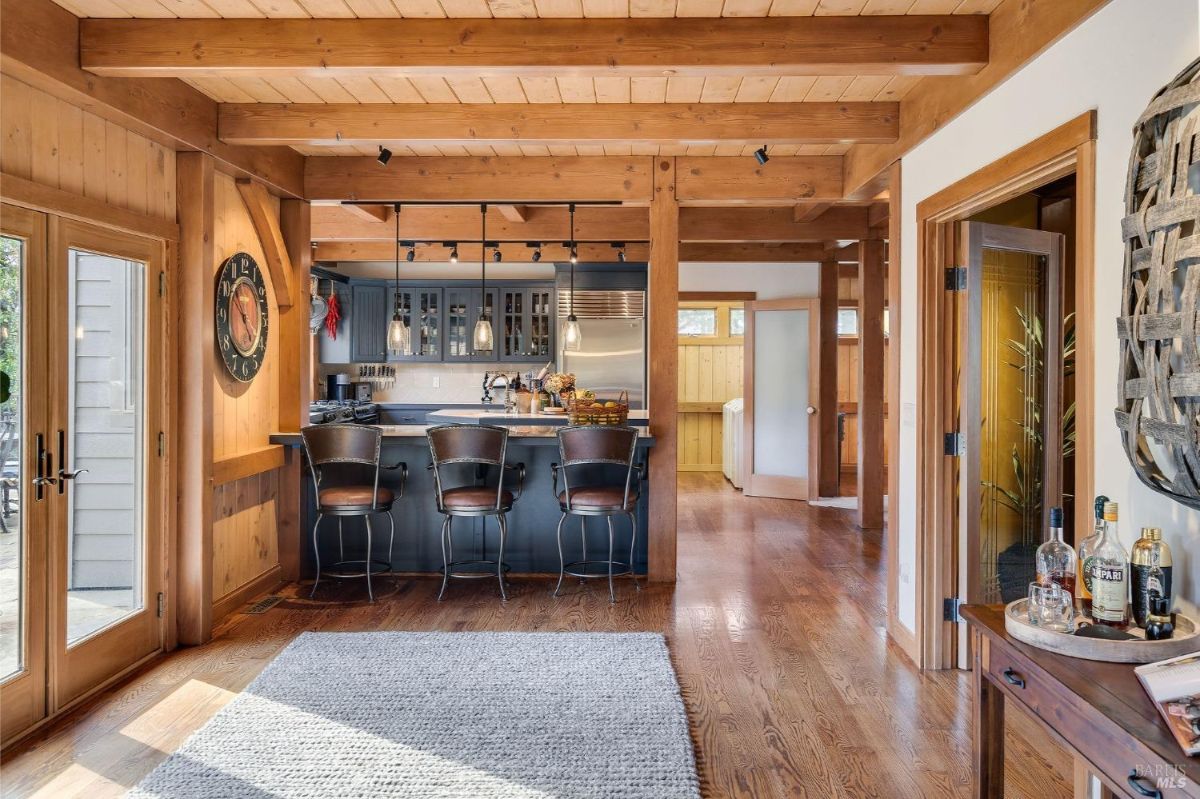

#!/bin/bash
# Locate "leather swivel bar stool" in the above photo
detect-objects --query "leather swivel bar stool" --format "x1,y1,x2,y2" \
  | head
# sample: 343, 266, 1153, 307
301, 424, 407, 602
427, 424, 524, 601
551, 425, 643, 603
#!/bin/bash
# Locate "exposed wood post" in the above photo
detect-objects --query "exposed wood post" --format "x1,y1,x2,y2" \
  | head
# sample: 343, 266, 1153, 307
278, 198, 311, 583
235, 179, 295, 310
176, 152, 215, 646
648, 157, 679, 583
857, 238, 886, 530
817, 259, 840, 497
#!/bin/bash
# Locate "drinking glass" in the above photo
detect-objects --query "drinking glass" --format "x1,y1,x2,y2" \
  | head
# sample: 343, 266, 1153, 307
1028, 582, 1074, 632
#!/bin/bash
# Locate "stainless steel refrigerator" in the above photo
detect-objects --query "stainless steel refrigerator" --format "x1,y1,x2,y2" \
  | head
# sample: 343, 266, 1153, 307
557, 289, 646, 409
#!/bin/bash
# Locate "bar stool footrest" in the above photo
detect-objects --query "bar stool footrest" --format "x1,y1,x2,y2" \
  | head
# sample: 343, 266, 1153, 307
563, 559, 635, 579
444, 559, 512, 580
320, 558, 392, 580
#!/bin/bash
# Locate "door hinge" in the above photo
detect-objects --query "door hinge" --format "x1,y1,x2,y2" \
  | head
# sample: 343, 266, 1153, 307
943, 597, 964, 623
944, 432, 965, 457
156, 592, 165, 618
944, 266, 966, 291
157, 431, 166, 457
159, 271, 167, 297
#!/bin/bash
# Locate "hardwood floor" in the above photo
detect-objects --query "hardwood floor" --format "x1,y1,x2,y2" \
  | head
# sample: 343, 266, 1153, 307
2, 473, 1071, 798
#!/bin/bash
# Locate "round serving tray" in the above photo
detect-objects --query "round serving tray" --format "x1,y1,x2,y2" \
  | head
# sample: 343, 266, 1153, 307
1004, 599, 1200, 663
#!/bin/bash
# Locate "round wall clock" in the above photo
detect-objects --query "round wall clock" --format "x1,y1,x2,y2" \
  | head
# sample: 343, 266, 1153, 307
215, 251, 269, 383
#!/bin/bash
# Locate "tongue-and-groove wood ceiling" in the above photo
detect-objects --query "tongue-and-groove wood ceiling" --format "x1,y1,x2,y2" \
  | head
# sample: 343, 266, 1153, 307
53, 0, 1000, 158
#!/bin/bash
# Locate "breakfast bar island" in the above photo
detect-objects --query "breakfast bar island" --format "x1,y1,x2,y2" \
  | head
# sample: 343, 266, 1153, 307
269, 422, 656, 579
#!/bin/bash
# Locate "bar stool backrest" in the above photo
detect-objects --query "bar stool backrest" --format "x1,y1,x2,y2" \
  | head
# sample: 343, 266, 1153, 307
427, 424, 510, 510
556, 425, 639, 506
301, 424, 384, 506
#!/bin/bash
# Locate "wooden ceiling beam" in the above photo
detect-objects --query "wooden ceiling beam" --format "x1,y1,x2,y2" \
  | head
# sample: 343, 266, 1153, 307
675, 156, 842, 205
235, 179, 295, 310
496, 205, 528, 223
0, 0, 304, 198
794, 203, 832, 223
218, 102, 898, 147
842, 0, 1106, 198
313, 241, 838, 263
81, 16, 988, 79
340, 203, 392, 223
310, 204, 872, 242
306, 156, 655, 203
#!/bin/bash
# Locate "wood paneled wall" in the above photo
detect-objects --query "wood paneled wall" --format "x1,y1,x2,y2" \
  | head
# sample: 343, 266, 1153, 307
677, 341, 744, 472
837, 275, 890, 473
210, 171, 284, 612
0, 74, 175, 220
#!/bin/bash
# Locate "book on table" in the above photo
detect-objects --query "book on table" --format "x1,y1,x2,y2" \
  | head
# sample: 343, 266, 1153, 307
1136, 651, 1200, 756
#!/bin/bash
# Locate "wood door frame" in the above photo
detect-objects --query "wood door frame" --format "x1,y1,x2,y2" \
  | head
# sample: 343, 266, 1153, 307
913, 111, 1096, 670
742, 297, 821, 500
46, 217, 169, 711
0, 204, 50, 746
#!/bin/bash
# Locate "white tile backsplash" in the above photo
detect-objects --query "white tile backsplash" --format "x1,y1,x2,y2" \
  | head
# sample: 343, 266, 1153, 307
321, 362, 546, 405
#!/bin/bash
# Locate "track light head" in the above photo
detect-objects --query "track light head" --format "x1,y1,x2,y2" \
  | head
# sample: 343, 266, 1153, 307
530, 242, 542, 262
570, 246, 578, 265
753, 145, 769, 166
446, 242, 459, 263
406, 244, 415, 262
377, 145, 392, 166
612, 242, 627, 263
492, 247, 502, 263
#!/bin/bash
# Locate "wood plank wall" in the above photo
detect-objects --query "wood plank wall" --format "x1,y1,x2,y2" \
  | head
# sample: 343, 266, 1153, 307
677, 340, 744, 472
0, 75, 175, 220
837, 275, 890, 474
211, 172, 283, 610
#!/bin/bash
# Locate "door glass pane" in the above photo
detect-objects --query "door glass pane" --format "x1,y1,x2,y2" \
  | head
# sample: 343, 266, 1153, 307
979, 248, 1046, 604
0, 236, 24, 679
752, 308, 809, 477
66, 249, 145, 645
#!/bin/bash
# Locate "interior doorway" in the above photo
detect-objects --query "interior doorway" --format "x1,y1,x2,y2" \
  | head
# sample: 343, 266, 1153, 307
914, 112, 1096, 669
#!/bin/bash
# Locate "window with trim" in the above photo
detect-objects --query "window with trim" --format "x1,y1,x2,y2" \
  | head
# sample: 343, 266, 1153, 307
837, 308, 891, 338
678, 308, 717, 336
729, 308, 745, 336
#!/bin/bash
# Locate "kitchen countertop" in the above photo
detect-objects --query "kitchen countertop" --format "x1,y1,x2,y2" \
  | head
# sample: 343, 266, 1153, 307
426, 408, 650, 426
271, 424, 656, 446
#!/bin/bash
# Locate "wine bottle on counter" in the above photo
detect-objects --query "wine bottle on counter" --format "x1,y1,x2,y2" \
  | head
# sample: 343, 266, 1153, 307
1089, 502, 1129, 628
1076, 495, 1108, 614
1035, 506, 1076, 600
1131, 528, 1173, 628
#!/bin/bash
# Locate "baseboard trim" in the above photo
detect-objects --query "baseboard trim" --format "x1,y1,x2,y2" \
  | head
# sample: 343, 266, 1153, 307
212, 566, 284, 624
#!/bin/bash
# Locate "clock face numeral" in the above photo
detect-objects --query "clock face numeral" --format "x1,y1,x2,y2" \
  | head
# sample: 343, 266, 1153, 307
215, 252, 268, 383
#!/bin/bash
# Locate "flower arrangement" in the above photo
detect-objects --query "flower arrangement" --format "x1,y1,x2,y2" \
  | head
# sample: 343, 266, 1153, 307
541, 371, 576, 396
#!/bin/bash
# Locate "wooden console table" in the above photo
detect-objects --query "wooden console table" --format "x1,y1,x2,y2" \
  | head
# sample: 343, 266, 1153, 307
962, 605, 1200, 799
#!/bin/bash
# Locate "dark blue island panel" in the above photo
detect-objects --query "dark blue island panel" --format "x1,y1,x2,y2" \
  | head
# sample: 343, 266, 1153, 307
269, 426, 656, 577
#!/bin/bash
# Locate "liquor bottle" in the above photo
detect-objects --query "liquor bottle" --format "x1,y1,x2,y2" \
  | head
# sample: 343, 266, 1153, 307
1076, 495, 1108, 614
1035, 506, 1076, 600
1088, 501, 1129, 627
1130, 527, 1173, 628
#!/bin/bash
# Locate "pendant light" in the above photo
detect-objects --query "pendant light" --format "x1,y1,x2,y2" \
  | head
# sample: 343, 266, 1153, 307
472, 204, 494, 353
562, 203, 582, 352
387, 203, 411, 355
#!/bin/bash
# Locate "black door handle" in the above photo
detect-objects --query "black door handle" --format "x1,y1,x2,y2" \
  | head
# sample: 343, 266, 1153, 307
1002, 668, 1025, 689
1127, 770, 1163, 798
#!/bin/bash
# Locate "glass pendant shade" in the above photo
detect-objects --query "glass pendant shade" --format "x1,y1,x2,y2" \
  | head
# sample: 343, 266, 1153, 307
388, 312, 410, 355
473, 317, 494, 352
562, 315, 582, 351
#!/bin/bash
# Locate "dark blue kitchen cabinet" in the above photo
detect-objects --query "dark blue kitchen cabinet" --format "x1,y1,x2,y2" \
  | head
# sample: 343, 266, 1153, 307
349, 284, 389, 363
443, 286, 499, 362
387, 287, 442, 362
498, 284, 555, 363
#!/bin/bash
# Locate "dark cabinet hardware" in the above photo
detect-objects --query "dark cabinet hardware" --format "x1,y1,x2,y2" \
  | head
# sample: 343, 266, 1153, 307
1127, 770, 1163, 798
1001, 668, 1025, 689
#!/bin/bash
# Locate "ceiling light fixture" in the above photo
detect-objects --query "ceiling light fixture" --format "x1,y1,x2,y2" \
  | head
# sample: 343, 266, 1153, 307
446, 242, 459, 263
612, 242, 627, 263
528, 242, 542, 262
377, 145, 392, 166
387, 203, 410, 355
563, 203, 582, 352
473, 205, 494, 353
753, 145, 769, 166
405, 242, 416, 262
492, 246, 503, 263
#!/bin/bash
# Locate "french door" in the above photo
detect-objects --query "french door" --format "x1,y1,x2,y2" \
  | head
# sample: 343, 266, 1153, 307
741, 297, 820, 500
0, 205, 166, 745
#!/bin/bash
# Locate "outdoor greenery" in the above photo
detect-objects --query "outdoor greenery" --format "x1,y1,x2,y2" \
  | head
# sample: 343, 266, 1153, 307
0, 237, 20, 408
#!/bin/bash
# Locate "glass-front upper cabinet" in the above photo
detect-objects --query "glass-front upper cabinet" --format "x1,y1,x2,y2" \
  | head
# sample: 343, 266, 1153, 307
443, 287, 498, 362
498, 285, 555, 362
389, 287, 442, 362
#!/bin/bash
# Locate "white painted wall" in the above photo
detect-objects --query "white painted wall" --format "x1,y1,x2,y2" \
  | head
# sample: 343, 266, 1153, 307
895, 0, 1200, 633
680, 262, 819, 299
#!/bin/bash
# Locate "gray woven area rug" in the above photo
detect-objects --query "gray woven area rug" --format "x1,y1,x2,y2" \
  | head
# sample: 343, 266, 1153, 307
128, 631, 700, 799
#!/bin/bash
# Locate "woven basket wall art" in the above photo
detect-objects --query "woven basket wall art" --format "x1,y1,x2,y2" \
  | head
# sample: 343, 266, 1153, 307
1116, 56, 1200, 510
